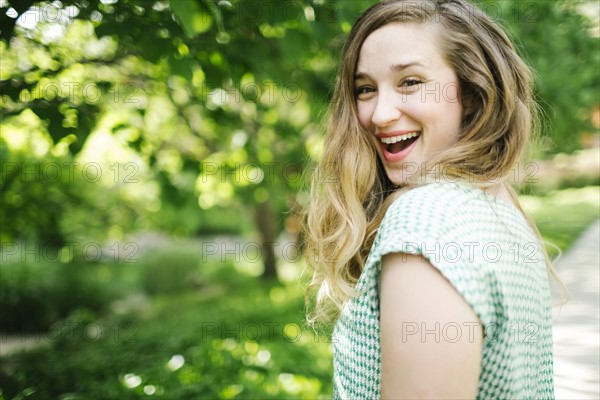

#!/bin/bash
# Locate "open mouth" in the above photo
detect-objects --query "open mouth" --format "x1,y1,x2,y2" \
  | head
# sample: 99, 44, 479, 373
381, 132, 420, 154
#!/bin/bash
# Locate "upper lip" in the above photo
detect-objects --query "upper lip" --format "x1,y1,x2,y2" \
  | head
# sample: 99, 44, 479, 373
376, 130, 420, 138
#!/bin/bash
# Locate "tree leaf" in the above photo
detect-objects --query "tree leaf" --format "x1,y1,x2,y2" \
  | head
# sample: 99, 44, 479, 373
170, 0, 212, 38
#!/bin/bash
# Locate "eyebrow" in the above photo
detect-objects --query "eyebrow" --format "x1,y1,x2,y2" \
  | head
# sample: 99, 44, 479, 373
354, 62, 425, 80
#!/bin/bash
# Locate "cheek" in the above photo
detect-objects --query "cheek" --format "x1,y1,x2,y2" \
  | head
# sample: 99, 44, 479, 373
438, 103, 463, 146
446, 99, 463, 134
356, 102, 372, 130
444, 85, 463, 125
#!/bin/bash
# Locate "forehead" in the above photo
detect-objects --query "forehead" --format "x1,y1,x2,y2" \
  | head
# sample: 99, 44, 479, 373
356, 22, 445, 72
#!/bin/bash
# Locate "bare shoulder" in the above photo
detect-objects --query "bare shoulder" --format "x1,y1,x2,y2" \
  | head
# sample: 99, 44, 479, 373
379, 252, 483, 399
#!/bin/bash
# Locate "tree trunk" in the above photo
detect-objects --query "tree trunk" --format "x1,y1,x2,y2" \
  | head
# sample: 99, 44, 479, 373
255, 199, 278, 279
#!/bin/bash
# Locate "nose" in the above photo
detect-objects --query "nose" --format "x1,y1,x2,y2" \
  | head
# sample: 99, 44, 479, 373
371, 88, 402, 128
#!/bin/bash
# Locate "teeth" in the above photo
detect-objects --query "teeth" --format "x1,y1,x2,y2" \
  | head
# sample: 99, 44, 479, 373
380, 132, 420, 144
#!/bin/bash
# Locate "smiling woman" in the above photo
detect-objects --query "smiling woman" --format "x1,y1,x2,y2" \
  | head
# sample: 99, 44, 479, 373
354, 22, 463, 184
303, 0, 560, 399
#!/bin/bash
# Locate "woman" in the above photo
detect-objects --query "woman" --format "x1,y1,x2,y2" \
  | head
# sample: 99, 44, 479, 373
304, 0, 560, 398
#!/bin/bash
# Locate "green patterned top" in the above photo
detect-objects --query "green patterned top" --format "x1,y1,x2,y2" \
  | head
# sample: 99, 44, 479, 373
332, 182, 554, 399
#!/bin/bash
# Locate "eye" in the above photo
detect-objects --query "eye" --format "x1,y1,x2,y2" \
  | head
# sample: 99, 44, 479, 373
401, 78, 422, 87
354, 85, 376, 99
398, 78, 422, 94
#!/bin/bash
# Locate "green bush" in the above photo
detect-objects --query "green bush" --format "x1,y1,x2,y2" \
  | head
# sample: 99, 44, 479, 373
0, 259, 116, 332
0, 282, 333, 399
139, 247, 203, 295
0, 243, 243, 333
0, 243, 143, 334
138, 243, 256, 295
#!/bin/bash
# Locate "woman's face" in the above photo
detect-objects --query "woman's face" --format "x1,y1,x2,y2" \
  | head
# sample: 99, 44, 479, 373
355, 22, 463, 185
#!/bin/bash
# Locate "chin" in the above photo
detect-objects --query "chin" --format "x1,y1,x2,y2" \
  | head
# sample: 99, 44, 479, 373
384, 164, 419, 186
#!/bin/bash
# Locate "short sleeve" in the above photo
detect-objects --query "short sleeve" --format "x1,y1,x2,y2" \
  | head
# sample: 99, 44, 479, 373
373, 184, 508, 328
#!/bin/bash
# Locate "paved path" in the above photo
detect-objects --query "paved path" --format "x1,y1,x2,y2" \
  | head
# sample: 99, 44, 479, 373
552, 219, 600, 399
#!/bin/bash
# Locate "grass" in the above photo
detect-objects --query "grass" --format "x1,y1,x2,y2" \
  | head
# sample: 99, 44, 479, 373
0, 186, 598, 400
521, 186, 600, 255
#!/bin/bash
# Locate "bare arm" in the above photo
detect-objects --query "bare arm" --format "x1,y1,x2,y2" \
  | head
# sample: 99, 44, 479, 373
380, 252, 483, 399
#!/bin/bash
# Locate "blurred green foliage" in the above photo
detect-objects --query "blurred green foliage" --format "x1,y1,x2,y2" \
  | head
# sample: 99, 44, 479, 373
477, 0, 600, 153
0, 262, 334, 399
522, 186, 600, 254
140, 247, 205, 295
0, 242, 242, 332
1, 0, 598, 278
0, 259, 110, 332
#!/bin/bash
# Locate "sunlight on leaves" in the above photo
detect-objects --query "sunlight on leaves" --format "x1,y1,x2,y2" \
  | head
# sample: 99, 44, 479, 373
167, 354, 185, 371
122, 373, 142, 389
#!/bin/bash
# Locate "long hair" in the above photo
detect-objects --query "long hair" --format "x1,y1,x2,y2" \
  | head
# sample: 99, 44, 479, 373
304, 0, 563, 326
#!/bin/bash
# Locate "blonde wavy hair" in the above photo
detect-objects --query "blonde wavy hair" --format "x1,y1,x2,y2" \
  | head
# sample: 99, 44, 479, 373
304, 0, 564, 326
